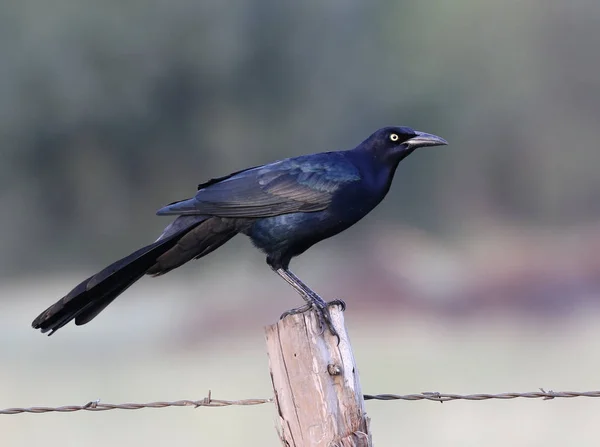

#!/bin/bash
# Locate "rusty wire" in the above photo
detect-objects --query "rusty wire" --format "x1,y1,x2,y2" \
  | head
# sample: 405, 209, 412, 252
2, 389, 600, 415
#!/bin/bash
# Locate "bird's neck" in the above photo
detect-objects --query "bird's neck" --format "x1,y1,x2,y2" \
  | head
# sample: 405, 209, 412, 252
347, 148, 408, 198
377, 158, 402, 198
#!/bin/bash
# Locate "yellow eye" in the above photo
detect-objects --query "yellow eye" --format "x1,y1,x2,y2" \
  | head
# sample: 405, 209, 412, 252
390, 133, 399, 142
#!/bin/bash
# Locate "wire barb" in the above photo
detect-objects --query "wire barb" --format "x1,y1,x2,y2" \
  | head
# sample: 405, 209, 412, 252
3, 390, 600, 415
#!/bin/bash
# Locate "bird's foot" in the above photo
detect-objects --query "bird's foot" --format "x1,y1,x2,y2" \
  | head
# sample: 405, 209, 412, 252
279, 300, 342, 345
279, 299, 344, 318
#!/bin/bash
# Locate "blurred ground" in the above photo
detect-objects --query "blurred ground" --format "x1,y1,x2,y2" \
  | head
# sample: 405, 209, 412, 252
4, 283, 600, 447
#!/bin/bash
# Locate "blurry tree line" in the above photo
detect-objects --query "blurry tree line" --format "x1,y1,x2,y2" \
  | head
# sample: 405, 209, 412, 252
1, 0, 600, 275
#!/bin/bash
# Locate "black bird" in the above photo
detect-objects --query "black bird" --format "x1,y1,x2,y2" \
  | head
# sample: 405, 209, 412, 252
32, 126, 447, 338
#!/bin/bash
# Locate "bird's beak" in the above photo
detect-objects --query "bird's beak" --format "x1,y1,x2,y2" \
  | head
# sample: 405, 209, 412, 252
407, 131, 448, 149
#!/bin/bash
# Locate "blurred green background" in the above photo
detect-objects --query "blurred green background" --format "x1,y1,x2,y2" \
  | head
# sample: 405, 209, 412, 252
2, 0, 600, 445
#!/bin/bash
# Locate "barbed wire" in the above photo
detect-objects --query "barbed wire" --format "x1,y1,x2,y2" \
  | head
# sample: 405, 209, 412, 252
0, 391, 272, 415
362, 389, 600, 402
3, 389, 600, 415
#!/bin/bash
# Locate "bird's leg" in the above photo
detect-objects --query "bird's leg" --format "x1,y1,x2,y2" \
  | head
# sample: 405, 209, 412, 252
277, 268, 347, 313
279, 268, 346, 309
274, 268, 344, 342
275, 268, 327, 306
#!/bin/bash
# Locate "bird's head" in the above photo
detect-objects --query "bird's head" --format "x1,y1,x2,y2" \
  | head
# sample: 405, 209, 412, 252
361, 126, 448, 163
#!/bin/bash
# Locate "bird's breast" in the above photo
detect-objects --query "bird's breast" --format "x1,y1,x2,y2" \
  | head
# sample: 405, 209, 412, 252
245, 206, 366, 256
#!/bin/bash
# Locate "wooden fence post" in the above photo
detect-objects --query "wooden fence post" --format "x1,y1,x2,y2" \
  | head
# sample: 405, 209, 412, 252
265, 306, 372, 446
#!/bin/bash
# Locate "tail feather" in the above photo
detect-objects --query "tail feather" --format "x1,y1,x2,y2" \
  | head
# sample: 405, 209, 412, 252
32, 216, 240, 335
148, 217, 239, 275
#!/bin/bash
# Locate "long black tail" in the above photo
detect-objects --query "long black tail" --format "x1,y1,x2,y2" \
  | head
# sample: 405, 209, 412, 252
32, 216, 240, 335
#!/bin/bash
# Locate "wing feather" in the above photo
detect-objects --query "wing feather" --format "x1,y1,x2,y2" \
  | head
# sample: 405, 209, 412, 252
157, 152, 360, 218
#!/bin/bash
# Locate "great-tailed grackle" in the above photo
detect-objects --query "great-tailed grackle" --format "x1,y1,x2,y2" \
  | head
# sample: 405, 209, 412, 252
32, 126, 447, 338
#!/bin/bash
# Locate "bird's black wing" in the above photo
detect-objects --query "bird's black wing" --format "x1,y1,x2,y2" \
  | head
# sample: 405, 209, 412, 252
156, 152, 361, 218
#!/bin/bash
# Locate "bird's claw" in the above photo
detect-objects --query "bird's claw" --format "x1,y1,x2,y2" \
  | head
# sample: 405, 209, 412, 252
280, 303, 312, 319
328, 299, 346, 311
